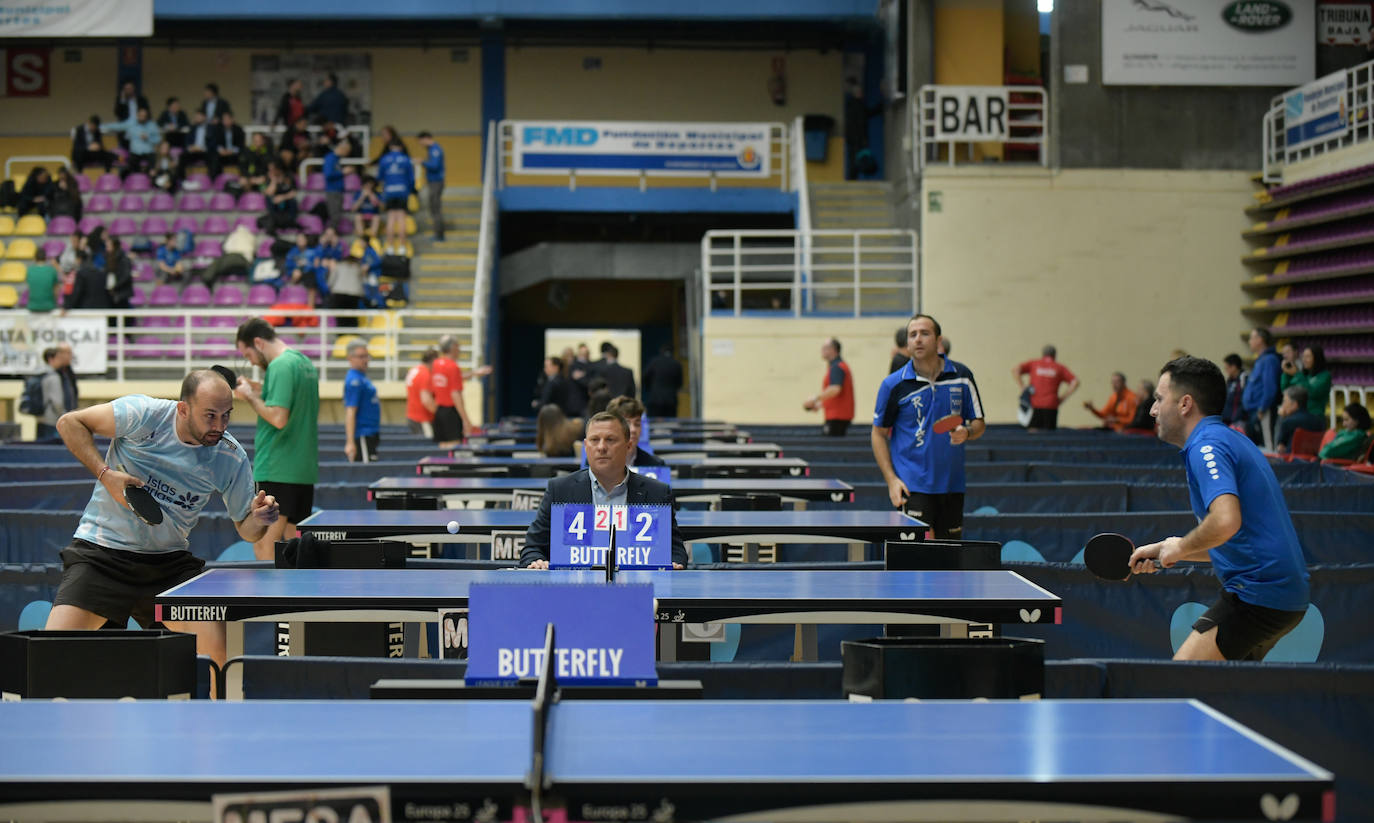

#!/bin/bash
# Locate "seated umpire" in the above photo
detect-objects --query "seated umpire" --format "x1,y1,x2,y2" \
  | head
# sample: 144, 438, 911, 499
520, 411, 686, 569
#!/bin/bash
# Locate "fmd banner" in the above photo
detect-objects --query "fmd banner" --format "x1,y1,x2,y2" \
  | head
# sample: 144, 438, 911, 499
1102, 0, 1314, 86
511, 121, 771, 177
0, 1, 152, 37
1285, 71, 1348, 151
0, 314, 105, 374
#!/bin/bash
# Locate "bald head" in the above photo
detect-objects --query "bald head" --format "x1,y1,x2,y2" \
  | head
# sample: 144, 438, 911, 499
178, 370, 234, 447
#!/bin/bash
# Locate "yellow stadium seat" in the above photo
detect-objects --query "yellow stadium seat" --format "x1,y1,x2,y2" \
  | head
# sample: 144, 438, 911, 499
0, 216, 14, 235
0, 240, 6, 258
6, 238, 36, 260
0, 261, 26, 283
407, 194, 419, 212
0, 284, 18, 308
348, 239, 367, 258
14, 215, 45, 236
331, 334, 362, 360
363, 311, 402, 330
367, 335, 395, 358
404, 215, 417, 235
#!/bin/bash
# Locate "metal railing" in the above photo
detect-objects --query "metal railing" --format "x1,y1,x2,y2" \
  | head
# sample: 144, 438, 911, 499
497, 120, 790, 192
1262, 60, 1374, 184
914, 85, 1048, 169
1332, 384, 1371, 428
62, 307, 475, 383
701, 229, 918, 317
4, 155, 71, 180
296, 155, 370, 187
472, 120, 499, 369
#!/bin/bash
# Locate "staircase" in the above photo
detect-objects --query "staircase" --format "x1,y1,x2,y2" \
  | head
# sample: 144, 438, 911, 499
405, 186, 483, 353
808, 181, 896, 230
804, 182, 911, 314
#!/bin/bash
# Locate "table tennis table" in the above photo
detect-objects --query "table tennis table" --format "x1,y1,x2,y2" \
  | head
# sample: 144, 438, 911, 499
418, 455, 809, 479
450, 441, 784, 458
0, 698, 1333, 822
367, 476, 855, 509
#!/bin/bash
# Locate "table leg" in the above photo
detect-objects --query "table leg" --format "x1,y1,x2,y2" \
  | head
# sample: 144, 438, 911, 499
793, 624, 818, 661
658, 623, 678, 662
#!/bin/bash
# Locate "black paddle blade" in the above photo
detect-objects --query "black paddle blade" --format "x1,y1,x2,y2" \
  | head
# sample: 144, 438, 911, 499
1084, 532, 1134, 581
211, 365, 237, 389
124, 485, 164, 526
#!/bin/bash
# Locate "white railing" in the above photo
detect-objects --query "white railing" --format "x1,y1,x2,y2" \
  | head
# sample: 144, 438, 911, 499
1332, 384, 1371, 428
244, 124, 371, 165
789, 116, 814, 311
296, 155, 369, 187
914, 85, 1048, 169
497, 120, 790, 192
1262, 61, 1374, 184
4, 155, 71, 179
701, 229, 918, 317
59, 307, 475, 383
472, 120, 499, 369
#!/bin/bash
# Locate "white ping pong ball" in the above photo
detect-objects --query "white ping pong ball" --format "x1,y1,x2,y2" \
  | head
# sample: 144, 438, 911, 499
446, 520, 461, 534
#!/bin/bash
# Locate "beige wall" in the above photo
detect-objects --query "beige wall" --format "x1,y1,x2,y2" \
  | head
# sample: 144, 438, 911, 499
701, 317, 900, 423
921, 167, 1254, 426
505, 46, 842, 124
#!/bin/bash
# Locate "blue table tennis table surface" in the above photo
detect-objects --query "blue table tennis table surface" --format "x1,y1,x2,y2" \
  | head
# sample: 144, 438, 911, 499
0, 699, 1333, 821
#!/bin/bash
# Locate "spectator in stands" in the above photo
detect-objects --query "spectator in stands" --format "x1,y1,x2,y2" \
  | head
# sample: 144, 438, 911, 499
322, 135, 350, 229
157, 97, 188, 149
1278, 342, 1297, 373
803, 337, 854, 436
261, 162, 299, 235
1014, 345, 1079, 431
418, 131, 445, 241
1221, 353, 1247, 425
65, 249, 112, 311
1242, 327, 1282, 451
156, 232, 187, 284
642, 343, 683, 418
199, 83, 231, 122
278, 119, 311, 172
1082, 372, 1138, 431
369, 125, 407, 166
16, 166, 52, 218
378, 141, 414, 254
113, 81, 148, 130
104, 106, 161, 178
357, 233, 384, 307
284, 233, 315, 295
26, 249, 60, 313
1281, 345, 1332, 419
351, 176, 382, 237
210, 111, 245, 178
1318, 403, 1372, 461
1274, 385, 1327, 456
594, 342, 637, 399
71, 115, 113, 172
58, 231, 82, 282
405, 346, 440, 439
200, 224, 256, 290
872, 313, 985, 539
85, 226, 107, 270
105, 237, 134, 317
342, 340, 380, 462
36, 345, 76, 440
49, 166, 83, 221
1125, 380, 1156, 432
606, 395, 665, 468
1129, 356, 1308, 662
306, 72, 349, 126
535, 403, 584, 459
325, 252, 365, 324
178, 110, 213, 180
236, 132, 272, 193
431, 334, 489, 446
273, 78, 307, 130
888, 325, 908, 374
539, 356, 581, 417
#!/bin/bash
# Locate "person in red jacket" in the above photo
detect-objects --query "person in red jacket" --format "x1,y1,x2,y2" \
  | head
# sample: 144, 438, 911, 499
804, 337, 854, 436
1013, 345, 1079, 431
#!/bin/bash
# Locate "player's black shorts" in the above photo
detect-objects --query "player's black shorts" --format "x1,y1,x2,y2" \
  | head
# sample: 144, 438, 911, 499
432, 406, 462, 443
257, 481, 315, 524
822, 419, 850, 436
350, 434, 380, 463
902, 492, 965, 540
1192, 590, 1306, 661
53, 538, 206, 629
1028, 408, 1059, 429
383, 196, 408, 211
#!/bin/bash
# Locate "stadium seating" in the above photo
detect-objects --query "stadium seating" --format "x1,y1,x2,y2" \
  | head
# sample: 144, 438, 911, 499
214, 284, 245, 307
202, 215, 231, 235
5, 238, 36, 260
247, 284, 278, 307
0, 285, 17, 308
172, 215, 199, 234
76, 217, 102, 235
147, 192, 175, 212
14, 215, 45, 236
86, 194, 113, 213
116, 194, 144, 213
94, 173, 121, 193
0, 262, 25, 283
122, 173, 150, 193
46, 216, 75, 236
0, 216, 13, 235
209, 192, 236, 212
107, 217, 138, 237
141, 216, 169, 236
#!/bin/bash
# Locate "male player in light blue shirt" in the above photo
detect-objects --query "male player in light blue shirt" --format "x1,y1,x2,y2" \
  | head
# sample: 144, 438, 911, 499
1130, 356, 1309, 661
44, 370, 281, 674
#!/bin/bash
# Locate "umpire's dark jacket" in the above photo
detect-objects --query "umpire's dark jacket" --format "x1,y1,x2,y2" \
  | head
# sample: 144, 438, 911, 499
518, 468, 686, 568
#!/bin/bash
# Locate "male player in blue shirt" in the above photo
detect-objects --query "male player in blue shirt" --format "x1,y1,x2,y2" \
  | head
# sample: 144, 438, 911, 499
343, 340, 381, 462
1130, 356, 1309, 661
377, 140, 415, 254
871, 313, 984, 538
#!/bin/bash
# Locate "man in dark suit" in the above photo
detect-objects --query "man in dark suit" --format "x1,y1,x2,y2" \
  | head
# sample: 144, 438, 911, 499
519, 412, 685, 569
65, 250, 112, 310
71, 116, 113, 172
178, 110, 213, 178
199, 83, 232, 123
642, 344, 683, 418
210, 111, 246, 177
113, 81, 149, 128
538, 356, 579, 417
594, 342, 637, 400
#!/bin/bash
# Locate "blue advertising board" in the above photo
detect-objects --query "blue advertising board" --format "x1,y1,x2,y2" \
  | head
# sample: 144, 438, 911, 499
511, 120, 772, 177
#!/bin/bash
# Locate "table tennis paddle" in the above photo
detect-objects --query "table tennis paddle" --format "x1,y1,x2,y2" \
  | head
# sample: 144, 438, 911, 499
1084, 532, 1157, 581
124, 485, 164, 526
211, 365, 237, 389
932, 413, 963, 434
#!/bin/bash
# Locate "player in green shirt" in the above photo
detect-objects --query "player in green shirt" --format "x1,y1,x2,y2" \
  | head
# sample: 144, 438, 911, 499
235, 317, 320, 560
25, 249, 59, 313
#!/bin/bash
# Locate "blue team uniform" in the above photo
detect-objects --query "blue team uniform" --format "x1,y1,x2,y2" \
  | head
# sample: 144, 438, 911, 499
344, 368, 381, 438
872, 357, 984, 494
378, 149, 414, 204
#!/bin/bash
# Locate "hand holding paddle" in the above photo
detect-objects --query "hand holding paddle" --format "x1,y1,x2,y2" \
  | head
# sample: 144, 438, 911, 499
1084, 533, 1159, 582
123, 485, 164, 526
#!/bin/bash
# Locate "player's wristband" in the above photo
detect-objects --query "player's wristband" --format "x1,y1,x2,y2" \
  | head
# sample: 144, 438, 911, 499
97, 465, 109, 482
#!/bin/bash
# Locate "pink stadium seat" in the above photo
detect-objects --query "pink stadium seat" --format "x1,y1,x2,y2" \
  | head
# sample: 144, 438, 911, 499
108, 217, 138, 237
297, 214, 323, 235
76, 175, 92, 193
116, 194, 145, 212
122, 173, 151, 193
94, 173, 121, 193
255, 239, 274, 258
247, 284, 278, 307
209, 314, 239, 328
41, 240, 65, 259
279, 284, 308, 304
135, 263, 156, 282
208, 192, 236, 212
193, 239, 223, 259
86, 194, 114, 213
213, 284, 245, 306
198, 336, 236, 358
129, 285, 148, 307
305, 172, 325, 191
147, 285, 180, 308
202, 215, 231, 235
183, 173, 212, 192
171, 216, 199, 234
237, 192, 267, 211
335, 219, 353, 236
47, 216, 76, 236
213, 173, 235, 191
181, 283, 212, 307
299, 193, 325, 212
141, 216, 169, 236
344, 174, 360, 192
77, 217, 104, 235
177, 193, 207, 212
233, 215, 259, 233
147, 192, 175, 212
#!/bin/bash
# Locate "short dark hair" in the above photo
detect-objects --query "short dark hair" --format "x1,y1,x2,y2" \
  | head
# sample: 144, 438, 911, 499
206, 83, 219, 95
421, 346, 440, 365
607, 395, 644, 420
179, 369, 225, 402
548, 355, 563, 369
909, 313, 941, 338
826, 337, 841, 356
1284, 384, 1308, 410
1223, 353, 1243, 370
417, 130, 432, 139
42, 346, 58, 363
1303, 344, 1327, 374
1112, 371, 1126, 383
600, 341, 615, 354
34, 248, 46, 262
1345, 403, 1372, 431
893, 326, 907, 347
1042, 345, 1056, 358
585, 410, 630, 439
327, 72, 338, 85
1159, 356, 1226, 417
165, 96, 178, 106
1253, 327, 1273, 346
236, 317, 277, 346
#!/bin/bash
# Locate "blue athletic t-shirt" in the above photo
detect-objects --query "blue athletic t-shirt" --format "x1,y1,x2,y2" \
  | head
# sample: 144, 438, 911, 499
872, 357, 984, 494
343, 368, 381, 437
74, 395, 255, 554
1181, 416, 1309, 612
379, 150, 414, 199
